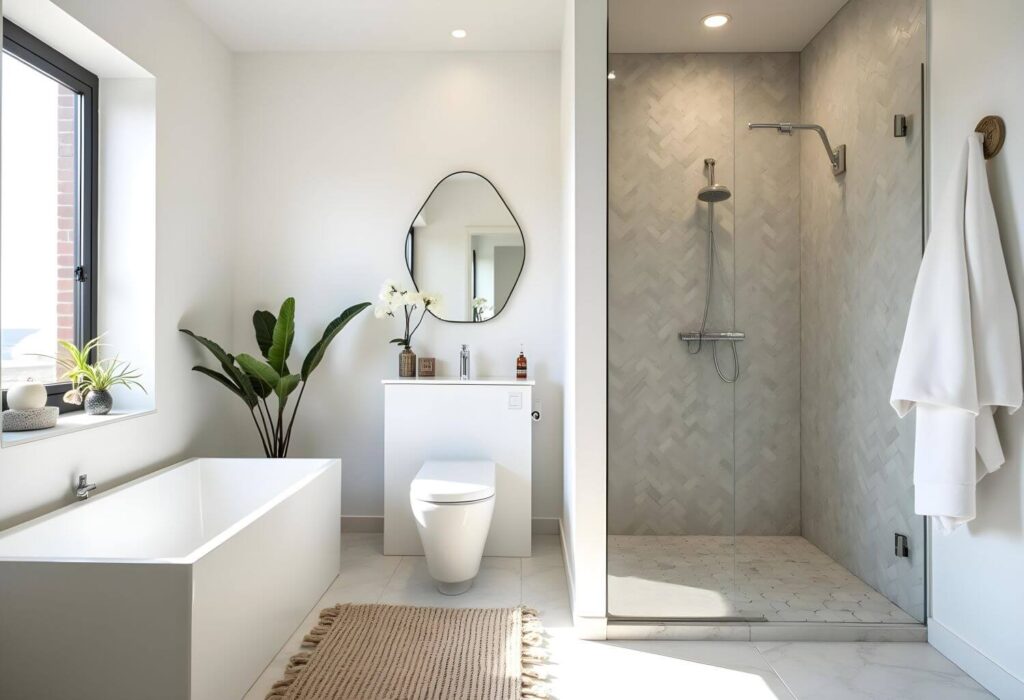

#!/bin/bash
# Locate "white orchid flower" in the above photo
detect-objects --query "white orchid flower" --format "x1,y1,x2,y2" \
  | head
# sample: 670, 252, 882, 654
379, 279, 403, 303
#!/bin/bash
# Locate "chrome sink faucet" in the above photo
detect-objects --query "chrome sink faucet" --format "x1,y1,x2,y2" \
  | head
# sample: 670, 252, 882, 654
459, 344, 471, 380
75, 474, 96, 500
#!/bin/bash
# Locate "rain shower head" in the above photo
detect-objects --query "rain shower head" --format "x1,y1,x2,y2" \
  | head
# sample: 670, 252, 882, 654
747, 122, 847, 175
698, 184, 732, 203
697, 158, 732, 203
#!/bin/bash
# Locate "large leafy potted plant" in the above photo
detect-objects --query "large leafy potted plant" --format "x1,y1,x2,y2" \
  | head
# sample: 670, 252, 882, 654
181, 298, 370, 457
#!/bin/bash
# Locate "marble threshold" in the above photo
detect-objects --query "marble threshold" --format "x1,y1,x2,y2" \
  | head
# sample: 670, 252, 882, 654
606, 620, 927, 642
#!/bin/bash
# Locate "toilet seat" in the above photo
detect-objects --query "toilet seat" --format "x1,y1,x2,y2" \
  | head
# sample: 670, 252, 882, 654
411, 461, 495, 504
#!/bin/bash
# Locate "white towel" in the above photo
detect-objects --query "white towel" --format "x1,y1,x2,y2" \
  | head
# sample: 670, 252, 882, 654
891, 133, 1022, 534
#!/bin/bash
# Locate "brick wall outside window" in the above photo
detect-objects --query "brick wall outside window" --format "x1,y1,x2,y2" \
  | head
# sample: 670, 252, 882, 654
56, 85, 75, 347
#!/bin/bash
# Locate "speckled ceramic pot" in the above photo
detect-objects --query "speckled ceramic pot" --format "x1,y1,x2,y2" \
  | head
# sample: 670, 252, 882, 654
84, 389, 113, 415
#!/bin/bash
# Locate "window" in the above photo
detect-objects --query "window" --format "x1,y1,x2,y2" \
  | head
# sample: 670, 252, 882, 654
1, 21, 97, 411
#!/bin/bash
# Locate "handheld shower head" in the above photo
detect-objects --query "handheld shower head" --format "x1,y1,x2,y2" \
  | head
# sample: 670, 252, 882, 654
697, 158, 732, 203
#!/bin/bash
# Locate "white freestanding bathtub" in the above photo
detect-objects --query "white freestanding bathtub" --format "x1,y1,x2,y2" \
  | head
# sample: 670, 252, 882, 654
0, 458, 340, 700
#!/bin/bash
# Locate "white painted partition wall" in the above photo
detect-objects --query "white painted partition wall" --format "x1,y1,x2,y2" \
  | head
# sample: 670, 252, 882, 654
383, 379, 533, 557
560, 0, 608, 637
927, 1, 1024, 696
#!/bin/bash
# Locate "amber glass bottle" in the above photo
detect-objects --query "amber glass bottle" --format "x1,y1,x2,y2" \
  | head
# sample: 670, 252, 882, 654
516, 346, 528, 380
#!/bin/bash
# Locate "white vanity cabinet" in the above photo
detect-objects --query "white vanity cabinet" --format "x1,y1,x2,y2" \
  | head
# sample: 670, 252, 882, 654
383, 379, 533, 557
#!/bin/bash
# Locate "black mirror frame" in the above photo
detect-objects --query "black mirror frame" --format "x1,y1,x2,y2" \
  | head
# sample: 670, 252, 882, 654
404, 170, 526, 324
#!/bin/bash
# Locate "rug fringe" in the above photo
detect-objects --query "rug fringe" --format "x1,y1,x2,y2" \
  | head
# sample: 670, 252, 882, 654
301, 605, 343, 648
265, 648, 320, 699
267, 606, 344, 698
519, 605, 551, 700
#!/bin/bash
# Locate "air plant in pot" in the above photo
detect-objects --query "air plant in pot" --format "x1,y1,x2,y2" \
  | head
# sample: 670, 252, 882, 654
41, 337, 146, 415
180, 298, 370, 458
374, 280, 440, 377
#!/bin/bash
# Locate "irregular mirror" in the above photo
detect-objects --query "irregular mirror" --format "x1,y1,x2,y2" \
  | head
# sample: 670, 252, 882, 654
405, 172, 524, 322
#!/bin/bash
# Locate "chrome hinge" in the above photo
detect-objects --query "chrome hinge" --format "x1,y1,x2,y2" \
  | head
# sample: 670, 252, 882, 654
894, 533, 910, 558
74, 266, 87, 282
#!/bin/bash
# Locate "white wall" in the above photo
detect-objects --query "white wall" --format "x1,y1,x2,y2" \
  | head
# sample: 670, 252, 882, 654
560, 0, 607, 635
928, 1, 1024, 696
230, 52, 564, 521
0, 0, 237, 529
98, 78, 156, 413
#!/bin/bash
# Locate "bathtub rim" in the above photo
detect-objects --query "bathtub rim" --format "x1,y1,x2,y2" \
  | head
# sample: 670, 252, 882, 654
0, 457, 339, 565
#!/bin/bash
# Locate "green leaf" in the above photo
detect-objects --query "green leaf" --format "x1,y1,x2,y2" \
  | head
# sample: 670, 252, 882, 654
242, 367, 273, 399
180, 328, 249, 389
275, 373, 301, 402
236, 353, 281, 389
252, 310, 277, 360
389, 338, 408, 345
192, 366, 252, 406
232, 365, 262, 406
267, 298, 295, 375
301, 301, 372, 380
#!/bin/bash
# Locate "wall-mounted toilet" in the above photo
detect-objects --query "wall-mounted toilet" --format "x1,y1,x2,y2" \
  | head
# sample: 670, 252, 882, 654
410, 460, 495, 595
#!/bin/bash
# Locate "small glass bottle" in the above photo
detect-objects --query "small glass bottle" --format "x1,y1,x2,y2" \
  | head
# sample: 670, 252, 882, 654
516, 345, 528, 380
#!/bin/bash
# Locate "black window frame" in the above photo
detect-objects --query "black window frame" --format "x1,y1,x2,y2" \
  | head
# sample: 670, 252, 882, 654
1, 21, 98, 414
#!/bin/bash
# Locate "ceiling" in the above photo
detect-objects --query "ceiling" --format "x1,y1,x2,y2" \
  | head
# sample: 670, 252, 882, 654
182, 0, 564, 52
610, 0, 850, 53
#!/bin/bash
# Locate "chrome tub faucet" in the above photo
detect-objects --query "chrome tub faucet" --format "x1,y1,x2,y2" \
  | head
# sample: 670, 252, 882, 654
75, 474, 96, 500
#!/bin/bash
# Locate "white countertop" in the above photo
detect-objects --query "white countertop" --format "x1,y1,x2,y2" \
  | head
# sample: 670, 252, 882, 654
381, 377, 535, 386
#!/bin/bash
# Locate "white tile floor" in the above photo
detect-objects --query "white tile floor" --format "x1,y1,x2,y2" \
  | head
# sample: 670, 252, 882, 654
243, 534, 990, 700
609, 535, 918, 623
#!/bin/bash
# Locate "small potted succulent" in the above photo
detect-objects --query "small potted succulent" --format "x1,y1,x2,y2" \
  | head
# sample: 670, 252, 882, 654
374, 280, 440, 377
40, 337, 146, 415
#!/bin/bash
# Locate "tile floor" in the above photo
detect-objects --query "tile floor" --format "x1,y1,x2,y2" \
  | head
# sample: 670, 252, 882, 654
243, 534, 990, 700
608, 535, 918, 623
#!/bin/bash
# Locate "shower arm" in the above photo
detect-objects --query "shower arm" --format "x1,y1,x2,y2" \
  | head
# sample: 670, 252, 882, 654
748, 122, 846, 175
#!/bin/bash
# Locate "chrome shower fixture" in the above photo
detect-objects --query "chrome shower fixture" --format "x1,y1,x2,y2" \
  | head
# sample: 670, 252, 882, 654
748, 122, 846, 175
679, 157, 743, 384
697, 157, 732, 203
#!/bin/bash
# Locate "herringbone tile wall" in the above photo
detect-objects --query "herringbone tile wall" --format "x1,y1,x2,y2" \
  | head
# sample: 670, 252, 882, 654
608, 53, 801, 536
608, 0, 924, 623
799, 0, 925, 621
735, 54, 802, 536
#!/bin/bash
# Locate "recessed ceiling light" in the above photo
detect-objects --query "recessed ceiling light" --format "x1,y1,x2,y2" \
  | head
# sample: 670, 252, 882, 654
608, 71, 616, 80
701, 13, 731, 28
451, 29, 467, 39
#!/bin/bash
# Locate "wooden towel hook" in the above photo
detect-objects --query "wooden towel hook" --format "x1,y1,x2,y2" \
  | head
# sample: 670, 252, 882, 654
975, 115, 1005, 159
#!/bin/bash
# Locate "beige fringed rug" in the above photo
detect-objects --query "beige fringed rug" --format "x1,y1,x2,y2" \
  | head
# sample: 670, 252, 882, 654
266, 604, 549, 700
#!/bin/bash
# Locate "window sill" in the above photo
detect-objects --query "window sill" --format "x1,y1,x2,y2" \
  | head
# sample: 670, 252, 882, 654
1, 408, 155, 448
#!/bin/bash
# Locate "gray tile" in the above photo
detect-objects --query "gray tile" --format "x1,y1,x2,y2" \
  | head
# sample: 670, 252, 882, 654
609, 535, 916, 623
554, 639, 794, 699
756, 643, 993, 699
609, 642, 795, 698
379, 555, 522, 609
799, 0, 925, 622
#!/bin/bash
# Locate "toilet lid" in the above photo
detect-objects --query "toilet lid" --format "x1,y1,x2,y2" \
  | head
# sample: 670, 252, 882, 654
411, 461, 495, 503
